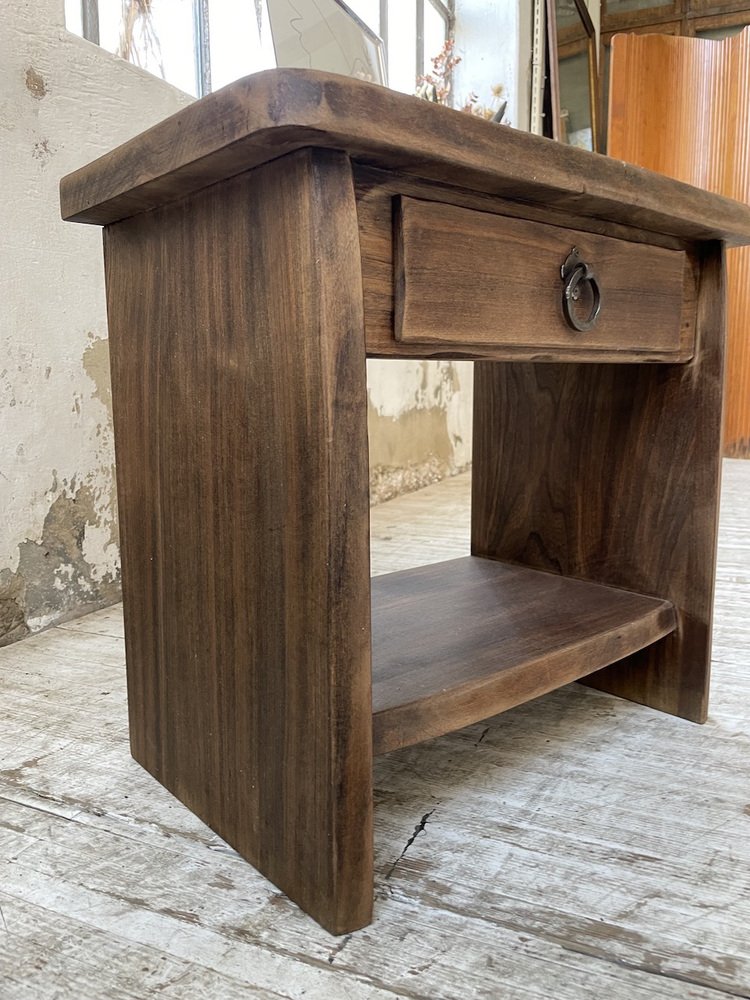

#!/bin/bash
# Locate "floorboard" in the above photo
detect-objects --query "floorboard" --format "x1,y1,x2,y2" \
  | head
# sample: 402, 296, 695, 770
1, 461, 749, 999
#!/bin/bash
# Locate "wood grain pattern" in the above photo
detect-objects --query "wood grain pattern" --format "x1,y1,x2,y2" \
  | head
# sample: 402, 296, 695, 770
471, 242, 727, 724
3, 461, 750, 999
58, 69, 750, 247
60, 70, 739, 935
395, 197, 691, 359
103, 148, 373, 935
608, 29, 750, 455
354, 165, 699, 361
371, 556, 676, 755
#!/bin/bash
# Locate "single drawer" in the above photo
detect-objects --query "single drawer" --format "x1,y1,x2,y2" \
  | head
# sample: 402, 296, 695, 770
394, 197, 694, 360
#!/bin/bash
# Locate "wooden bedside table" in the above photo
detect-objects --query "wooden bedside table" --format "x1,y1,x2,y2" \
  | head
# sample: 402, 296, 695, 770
60, 70, 750, 935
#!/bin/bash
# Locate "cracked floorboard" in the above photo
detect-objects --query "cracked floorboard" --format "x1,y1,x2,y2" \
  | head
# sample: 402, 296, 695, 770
1, 462, 749, 999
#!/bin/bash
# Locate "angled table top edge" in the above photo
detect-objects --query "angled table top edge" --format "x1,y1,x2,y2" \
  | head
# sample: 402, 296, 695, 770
60, 69, 750, 247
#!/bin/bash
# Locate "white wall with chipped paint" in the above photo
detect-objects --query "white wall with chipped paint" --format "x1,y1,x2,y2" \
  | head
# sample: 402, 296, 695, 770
0, 0, 520, 642
367, 0, 533, 503
367, 359, 474, 503
0, 0, 194, 643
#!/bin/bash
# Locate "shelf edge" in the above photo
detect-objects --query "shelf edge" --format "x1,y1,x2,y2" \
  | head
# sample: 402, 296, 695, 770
372, 601, 676, 756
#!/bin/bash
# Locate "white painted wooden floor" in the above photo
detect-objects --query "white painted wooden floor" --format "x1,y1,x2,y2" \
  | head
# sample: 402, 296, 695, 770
1, 461, 749, 1000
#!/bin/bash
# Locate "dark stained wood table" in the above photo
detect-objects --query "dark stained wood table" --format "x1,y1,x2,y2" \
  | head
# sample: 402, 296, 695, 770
60, 70, 750, 935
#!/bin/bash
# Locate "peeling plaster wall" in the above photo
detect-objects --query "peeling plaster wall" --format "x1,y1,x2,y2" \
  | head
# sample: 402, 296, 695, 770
0, 0, 193, 644
367, 360, 473, 504
361, 12, 511, 505
0, 1, 491, 645
367, 0, 532, 504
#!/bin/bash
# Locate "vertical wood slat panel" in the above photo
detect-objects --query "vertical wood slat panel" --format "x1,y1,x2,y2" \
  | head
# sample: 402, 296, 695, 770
608, 29, 750, 456
103, 148, 373, 935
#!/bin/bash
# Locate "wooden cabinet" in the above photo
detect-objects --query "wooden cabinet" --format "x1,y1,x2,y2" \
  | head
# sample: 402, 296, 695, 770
602, 0, 750, 35
60, 69, 750, 934
603, 0, 684, 32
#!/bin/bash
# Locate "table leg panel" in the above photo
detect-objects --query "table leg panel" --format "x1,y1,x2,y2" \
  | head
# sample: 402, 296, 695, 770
104, 148, 373, 934
471, 244, 726, 723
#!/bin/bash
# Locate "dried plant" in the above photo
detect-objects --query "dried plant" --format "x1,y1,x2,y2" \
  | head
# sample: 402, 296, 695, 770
118, 0, 165, 80
415, 38, 461, 105
461, 83, 509, 123
417, 42, 509, 124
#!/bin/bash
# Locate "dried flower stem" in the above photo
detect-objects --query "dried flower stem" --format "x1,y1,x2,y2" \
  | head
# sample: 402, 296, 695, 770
415, 38, 461, 105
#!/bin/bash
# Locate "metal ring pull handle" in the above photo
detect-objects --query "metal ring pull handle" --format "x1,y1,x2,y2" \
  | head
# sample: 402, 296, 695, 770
560, 247, 602, 333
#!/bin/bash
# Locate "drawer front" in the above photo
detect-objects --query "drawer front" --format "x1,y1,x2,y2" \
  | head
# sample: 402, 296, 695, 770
394, 196, 693, 359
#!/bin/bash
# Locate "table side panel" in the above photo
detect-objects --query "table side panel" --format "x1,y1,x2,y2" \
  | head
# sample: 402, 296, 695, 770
103, 148, 373, 934
471, 243, 726, 722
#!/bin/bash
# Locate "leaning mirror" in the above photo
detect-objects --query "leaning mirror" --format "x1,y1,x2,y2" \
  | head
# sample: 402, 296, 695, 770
267, 0, 387, 85
545, 0, 600, 152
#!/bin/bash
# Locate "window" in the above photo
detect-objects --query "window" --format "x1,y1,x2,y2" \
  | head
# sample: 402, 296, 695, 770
66, 0, 453, 98
355, 1, 454, 92
65, 0, 202, 95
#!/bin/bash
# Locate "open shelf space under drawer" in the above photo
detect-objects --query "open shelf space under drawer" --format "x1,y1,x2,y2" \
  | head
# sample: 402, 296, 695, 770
371, 556, 677, 755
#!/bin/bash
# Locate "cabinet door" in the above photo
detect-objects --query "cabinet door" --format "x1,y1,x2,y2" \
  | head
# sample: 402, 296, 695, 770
603, 0, 683, 32
689, 12, 750, 37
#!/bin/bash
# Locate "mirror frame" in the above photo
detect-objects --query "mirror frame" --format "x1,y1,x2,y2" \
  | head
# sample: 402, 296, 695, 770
545, 0, 601, 152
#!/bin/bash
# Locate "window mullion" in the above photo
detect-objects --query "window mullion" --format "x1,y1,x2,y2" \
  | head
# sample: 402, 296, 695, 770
194, 0, 212, 96
81, 0, 100, 44
417, 0, 425, 75
380, 0, 388, 54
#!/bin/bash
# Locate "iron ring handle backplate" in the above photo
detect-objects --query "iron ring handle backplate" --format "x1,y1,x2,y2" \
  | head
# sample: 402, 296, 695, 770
560, 247, 602, 333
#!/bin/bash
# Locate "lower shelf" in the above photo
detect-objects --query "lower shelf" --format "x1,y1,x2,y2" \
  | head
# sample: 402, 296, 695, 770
371, 556, 676, 755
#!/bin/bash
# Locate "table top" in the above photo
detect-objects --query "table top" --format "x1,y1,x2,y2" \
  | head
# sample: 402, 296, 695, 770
60, 69, 750, 246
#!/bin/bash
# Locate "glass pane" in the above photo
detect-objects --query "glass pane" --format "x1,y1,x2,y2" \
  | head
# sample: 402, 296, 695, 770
601, 41, 611, 150
556, 0, 583, 35
64, 0, 83, 35
605, 0, 675, 14
267, 0, 386, 83
97, 0, 199, 96
345, 0, 382, 33
387, 0, 417, 94
210, 0, 275, 91
559, 50, 593, 150
695, 23, 748, 40
96, 0, 124, 52
423, 2, 447, 74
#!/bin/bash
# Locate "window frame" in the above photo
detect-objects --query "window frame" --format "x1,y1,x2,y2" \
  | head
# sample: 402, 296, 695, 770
378, 0, 454, 79
76, 0, 455, 97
